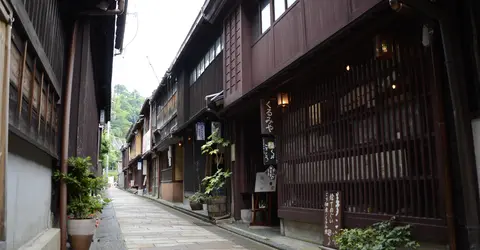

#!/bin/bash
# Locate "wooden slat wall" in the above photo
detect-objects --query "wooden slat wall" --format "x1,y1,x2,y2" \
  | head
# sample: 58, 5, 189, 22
23, 0, 65, 83
9, 28, 59, 156
276, 27, 446, 241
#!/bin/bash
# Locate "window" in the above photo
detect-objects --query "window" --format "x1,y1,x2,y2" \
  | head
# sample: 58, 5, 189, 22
287, 0, 296, 8
210, 46, 215, 62
260, 0, 271, 33
215, 37, 222, 55
204, 54, 209, 69
274, 0, 286, 20
197, 64, 202, 78
190, 34, 223, 84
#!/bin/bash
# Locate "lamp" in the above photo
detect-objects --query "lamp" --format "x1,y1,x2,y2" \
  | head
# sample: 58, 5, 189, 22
374, 34, 393, 60
277, 92, 289, 107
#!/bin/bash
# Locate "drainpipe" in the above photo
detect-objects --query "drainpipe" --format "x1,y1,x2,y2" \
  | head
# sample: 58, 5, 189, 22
80, 0, 125, 16
60, 20, 78, 250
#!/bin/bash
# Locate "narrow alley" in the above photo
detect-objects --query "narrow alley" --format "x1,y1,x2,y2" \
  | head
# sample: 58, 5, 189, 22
104, 188, 274, 250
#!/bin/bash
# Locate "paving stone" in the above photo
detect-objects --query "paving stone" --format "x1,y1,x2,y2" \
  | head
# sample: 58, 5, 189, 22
109, 188, 275, 250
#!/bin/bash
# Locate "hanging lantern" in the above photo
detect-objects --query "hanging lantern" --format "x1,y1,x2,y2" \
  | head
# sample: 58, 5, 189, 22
277, 92, 289, 107
374, 35, 393, 60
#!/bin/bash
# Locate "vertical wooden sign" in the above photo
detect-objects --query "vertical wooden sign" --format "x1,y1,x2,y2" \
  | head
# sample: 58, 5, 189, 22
323, 191, 343, 248
260, 99, 276, 135
262, 136, 276, 166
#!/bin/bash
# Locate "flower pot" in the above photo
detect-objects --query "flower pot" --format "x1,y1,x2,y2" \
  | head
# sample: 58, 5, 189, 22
240, 209, 252, 223
67, 218, 96, 250
207, 196, 227, 218
189, 201, 203, 211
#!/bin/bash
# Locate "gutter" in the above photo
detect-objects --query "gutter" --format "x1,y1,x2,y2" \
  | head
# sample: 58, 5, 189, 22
80, 0, 126, 16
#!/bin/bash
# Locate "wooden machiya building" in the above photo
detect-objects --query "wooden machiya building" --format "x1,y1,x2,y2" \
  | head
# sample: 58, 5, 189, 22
197, 0, 480, 248
0, 0, 127, 249
150, 73, 184, 202
124, 116, 145, 192
168, 8, 228, 200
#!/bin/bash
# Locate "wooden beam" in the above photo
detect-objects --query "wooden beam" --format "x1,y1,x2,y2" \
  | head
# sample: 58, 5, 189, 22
17, 41, 27, 117
44, 83, 50, 140
49, 90, 54, 148
37, 72, 44, 132
28, 58, 36, 123
10, 0, 61, 95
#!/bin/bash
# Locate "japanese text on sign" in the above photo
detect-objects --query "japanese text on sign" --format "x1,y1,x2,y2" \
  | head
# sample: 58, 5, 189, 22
260, 99, 276, 135
323, 191, 342, 248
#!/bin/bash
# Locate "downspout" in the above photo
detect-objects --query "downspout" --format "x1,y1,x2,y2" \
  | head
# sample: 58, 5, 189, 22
80, 0, 125, 16
60, 20, 78, 250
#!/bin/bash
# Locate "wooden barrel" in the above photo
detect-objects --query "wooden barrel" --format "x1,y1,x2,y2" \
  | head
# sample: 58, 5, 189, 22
207, 196, 227, 218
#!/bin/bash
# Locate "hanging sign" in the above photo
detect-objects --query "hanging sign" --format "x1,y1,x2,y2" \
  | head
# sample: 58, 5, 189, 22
137, 161, 142, 170
262, 136, 276, 166
260, 99, 276, 135
196, 122, 205, 141
323, 191, 343, 248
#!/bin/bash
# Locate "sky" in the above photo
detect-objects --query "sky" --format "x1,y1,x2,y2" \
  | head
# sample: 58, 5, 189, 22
112, 0, 205, 97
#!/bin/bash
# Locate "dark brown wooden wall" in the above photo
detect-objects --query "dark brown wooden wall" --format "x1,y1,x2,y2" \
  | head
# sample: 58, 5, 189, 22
188, 52, 224, 119
224, 0, 382, 106
23, 0, 66, 85
69, 21, 100, 168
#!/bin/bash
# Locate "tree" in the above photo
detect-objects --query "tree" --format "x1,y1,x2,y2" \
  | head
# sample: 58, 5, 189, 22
110, 84, 145, 139
100, 131, 120, 171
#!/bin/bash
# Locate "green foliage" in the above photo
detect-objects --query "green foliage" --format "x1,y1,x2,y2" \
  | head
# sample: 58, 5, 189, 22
100, 131, 120, 170
334, 218, 420, 250
201, 130, 231, 197
110, 84, 145, 138
187, 192, 207, 204
53, 157, 110, 219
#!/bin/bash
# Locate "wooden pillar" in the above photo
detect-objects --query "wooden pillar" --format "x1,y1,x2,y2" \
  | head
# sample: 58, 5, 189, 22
0, 12, 12, 241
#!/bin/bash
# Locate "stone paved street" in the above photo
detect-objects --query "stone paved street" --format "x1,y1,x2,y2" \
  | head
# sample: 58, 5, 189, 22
109, 188, 275, 250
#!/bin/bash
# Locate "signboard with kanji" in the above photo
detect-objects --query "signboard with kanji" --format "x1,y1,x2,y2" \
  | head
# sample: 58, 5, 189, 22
323, 191, 343, 248
260, 99, 276, 135
262, 136, 276, 166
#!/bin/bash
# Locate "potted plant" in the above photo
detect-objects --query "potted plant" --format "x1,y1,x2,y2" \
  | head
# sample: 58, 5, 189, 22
201, 130, 232, 218
53, 157, 110, 250
187, 192, 206, 210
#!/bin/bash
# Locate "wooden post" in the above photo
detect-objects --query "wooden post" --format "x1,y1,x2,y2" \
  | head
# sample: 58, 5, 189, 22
37, 73, 44, 132
44, 84, 50, 139
17, 41, 27, 117
0, 18, 11, 242
28, 58, 36, 123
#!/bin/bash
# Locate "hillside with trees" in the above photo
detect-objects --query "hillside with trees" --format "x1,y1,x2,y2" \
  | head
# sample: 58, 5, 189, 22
111, 84, 145, 138
100, 84, 144, 172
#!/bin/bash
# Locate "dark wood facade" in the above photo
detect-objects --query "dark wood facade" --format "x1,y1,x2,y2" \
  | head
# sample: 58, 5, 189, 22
223, 0, 383, 107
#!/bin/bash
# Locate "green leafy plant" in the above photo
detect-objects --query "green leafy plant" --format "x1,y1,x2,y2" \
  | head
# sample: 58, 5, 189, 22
187, 192, 207, 204
53, 156, 110, 219
201, 130, 232, 197
334, 218, 420, 250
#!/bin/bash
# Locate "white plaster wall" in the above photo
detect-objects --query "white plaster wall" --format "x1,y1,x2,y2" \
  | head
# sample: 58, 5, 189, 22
472, 119, 480, 201
6, 134, 52, 250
